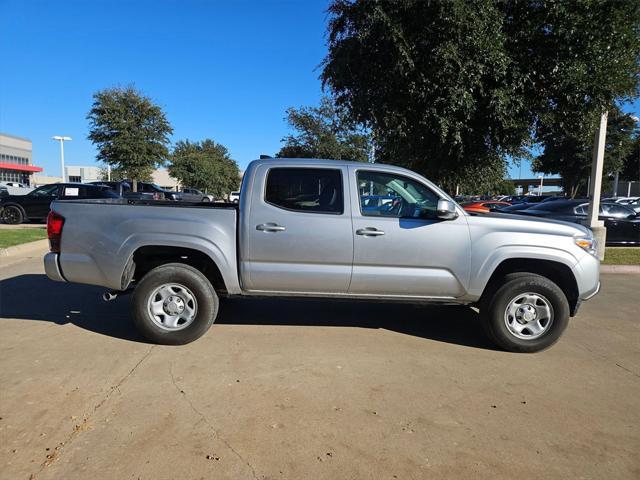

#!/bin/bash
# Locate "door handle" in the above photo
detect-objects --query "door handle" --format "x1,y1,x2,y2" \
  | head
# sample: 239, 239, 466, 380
356, 227, 385, 236
256, 223, 286, 232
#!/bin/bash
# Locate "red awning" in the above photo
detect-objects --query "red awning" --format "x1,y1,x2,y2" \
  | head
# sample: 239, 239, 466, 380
0, 162, 43, 173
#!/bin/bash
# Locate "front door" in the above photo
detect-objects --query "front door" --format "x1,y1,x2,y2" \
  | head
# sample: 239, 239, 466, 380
22, 184, 61, 219
242, 164, 353, 293
349, 167, 471, 298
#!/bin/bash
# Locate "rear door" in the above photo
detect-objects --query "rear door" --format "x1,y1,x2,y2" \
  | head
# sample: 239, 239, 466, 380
348, 167, 471, 298
242, 164, 353, 293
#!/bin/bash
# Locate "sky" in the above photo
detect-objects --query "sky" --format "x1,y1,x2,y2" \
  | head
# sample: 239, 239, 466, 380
1, 0, 638, 180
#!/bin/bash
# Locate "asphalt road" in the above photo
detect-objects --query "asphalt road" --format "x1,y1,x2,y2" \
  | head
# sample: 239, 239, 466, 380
1, 252, 639, 480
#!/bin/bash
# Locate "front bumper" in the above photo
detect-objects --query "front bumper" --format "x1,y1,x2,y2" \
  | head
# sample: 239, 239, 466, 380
583, 281, 601, 301
44, 252, 66, 282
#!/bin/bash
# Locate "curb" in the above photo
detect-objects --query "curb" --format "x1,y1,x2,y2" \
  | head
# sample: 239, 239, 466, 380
0, 239, 49, 259
601, 264, 640, 274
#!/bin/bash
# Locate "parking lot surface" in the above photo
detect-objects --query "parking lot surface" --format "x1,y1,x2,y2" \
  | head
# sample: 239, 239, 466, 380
1, 252, 639, 480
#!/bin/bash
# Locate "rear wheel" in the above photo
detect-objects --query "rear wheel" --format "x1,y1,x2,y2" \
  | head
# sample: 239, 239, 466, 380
1, 206, 24, 224
131, 263, 218, 345
481, 273, 569, 353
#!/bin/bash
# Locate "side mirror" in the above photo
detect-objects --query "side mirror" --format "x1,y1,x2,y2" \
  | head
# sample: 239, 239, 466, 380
437, 199, 458, 220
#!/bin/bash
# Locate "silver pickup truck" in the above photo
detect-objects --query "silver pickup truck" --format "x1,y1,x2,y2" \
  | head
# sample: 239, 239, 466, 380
44, 158, 600, 352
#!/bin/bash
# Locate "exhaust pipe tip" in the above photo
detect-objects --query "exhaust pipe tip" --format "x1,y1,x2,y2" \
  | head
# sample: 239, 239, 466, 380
103, 291, 118, 302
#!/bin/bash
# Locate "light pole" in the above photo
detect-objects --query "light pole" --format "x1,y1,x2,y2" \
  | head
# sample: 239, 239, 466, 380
537, 174, 544, 196
52, 136, 72, 182
587, 111, 608, 260
631, 115, 640, 197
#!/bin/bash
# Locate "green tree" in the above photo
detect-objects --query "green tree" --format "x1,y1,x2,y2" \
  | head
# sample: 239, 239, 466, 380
533, 107, 638, 197
87, 86, 173, 191
169, 139, 240, 198
277, 96, 372, 161
321, 0, 640, 192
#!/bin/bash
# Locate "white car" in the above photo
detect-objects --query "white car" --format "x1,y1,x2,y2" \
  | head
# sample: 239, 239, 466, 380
0, 181, 28, 188
228, 191, 240, 203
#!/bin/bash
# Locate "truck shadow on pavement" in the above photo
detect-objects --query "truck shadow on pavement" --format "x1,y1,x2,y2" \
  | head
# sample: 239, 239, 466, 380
0, 274, 496, 350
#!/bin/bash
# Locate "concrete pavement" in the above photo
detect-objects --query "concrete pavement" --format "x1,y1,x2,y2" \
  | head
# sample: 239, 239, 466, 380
0, 253, 639, 479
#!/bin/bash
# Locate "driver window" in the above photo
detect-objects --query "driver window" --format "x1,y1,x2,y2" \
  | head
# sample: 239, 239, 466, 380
357, 170, 439, 218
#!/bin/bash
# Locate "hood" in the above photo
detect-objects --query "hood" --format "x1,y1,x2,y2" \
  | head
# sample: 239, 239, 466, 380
466, 211, 592, 238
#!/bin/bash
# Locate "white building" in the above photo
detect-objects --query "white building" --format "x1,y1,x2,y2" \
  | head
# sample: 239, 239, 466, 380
65, 165, 102, 183
152, 168, 180, 191
0, 133, 44, 185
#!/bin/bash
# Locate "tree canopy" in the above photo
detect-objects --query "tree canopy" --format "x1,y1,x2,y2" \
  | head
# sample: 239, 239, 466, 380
277, 96, 372, 161
169, 139, 240, 198
322, 0, 640, 192
533, 107, 638, 197
87, 86, 173, 190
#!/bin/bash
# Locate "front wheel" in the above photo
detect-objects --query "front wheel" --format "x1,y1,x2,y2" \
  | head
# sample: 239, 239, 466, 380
481, 273, 570, 353
131, 263, 219, 345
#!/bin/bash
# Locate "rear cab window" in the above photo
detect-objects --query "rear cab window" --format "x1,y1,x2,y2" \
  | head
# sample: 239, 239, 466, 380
265, 168, 344, 214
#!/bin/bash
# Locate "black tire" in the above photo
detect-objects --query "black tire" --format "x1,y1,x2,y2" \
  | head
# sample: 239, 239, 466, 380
1, 205, 24, 225
131, 263, 219, 345
202, 197, 211, 203
480, 273, 570, 353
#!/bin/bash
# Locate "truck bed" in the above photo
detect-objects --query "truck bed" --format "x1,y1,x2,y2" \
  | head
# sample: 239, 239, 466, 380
49, 199, 241, 292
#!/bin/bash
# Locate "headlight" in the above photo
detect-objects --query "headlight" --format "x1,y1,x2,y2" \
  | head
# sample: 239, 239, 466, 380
575, 236, 597, 256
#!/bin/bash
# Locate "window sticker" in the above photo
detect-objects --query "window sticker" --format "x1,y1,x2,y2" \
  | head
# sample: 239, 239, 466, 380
65, 187, 79, 196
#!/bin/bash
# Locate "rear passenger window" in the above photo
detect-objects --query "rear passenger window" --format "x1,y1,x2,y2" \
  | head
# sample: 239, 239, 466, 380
265, 168, 343, 214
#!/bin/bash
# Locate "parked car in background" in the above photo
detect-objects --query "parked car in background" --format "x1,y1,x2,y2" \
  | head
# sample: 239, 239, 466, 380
506, 195, 548, 205
180, 188, 213, 202
228, 191, 240, 203
89, 181, 181, 201
626, 198, 640, 213
89, 181, 154, 200
602, 196, 639, 204
0, 183, 120, 224
497, 197, 584, 214
0, 181, 29, 188
136, 182, 182, 201
513, 200, 640, 246
461, 200, 511, 214
44, 158, 600, 353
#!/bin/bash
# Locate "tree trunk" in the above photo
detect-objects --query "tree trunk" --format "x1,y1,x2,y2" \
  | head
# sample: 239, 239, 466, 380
570, 184, 579, 199
132, 178, 138, 192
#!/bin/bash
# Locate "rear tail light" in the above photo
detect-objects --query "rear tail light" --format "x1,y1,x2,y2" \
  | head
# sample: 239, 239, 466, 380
47, 210, 65, 253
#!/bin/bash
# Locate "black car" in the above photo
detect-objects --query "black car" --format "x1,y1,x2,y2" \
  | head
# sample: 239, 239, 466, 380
497, 197, 586, 213
0, 183, 120, 224
89, 180, 181, 201
514, 200, 640, 246
504, 195, 548, 204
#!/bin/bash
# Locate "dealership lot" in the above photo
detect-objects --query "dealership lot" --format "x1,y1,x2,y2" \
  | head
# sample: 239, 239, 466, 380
1, 252, 638, 480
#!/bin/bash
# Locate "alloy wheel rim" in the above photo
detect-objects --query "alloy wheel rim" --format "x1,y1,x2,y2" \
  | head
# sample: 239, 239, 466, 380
504, 292, 553, 340
147, 283, 198, 331
3, 208, 18, 223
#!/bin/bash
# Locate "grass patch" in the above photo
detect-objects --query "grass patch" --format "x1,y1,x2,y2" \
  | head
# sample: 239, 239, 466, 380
603, 248, 640, 265
0, 228, 47, 248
